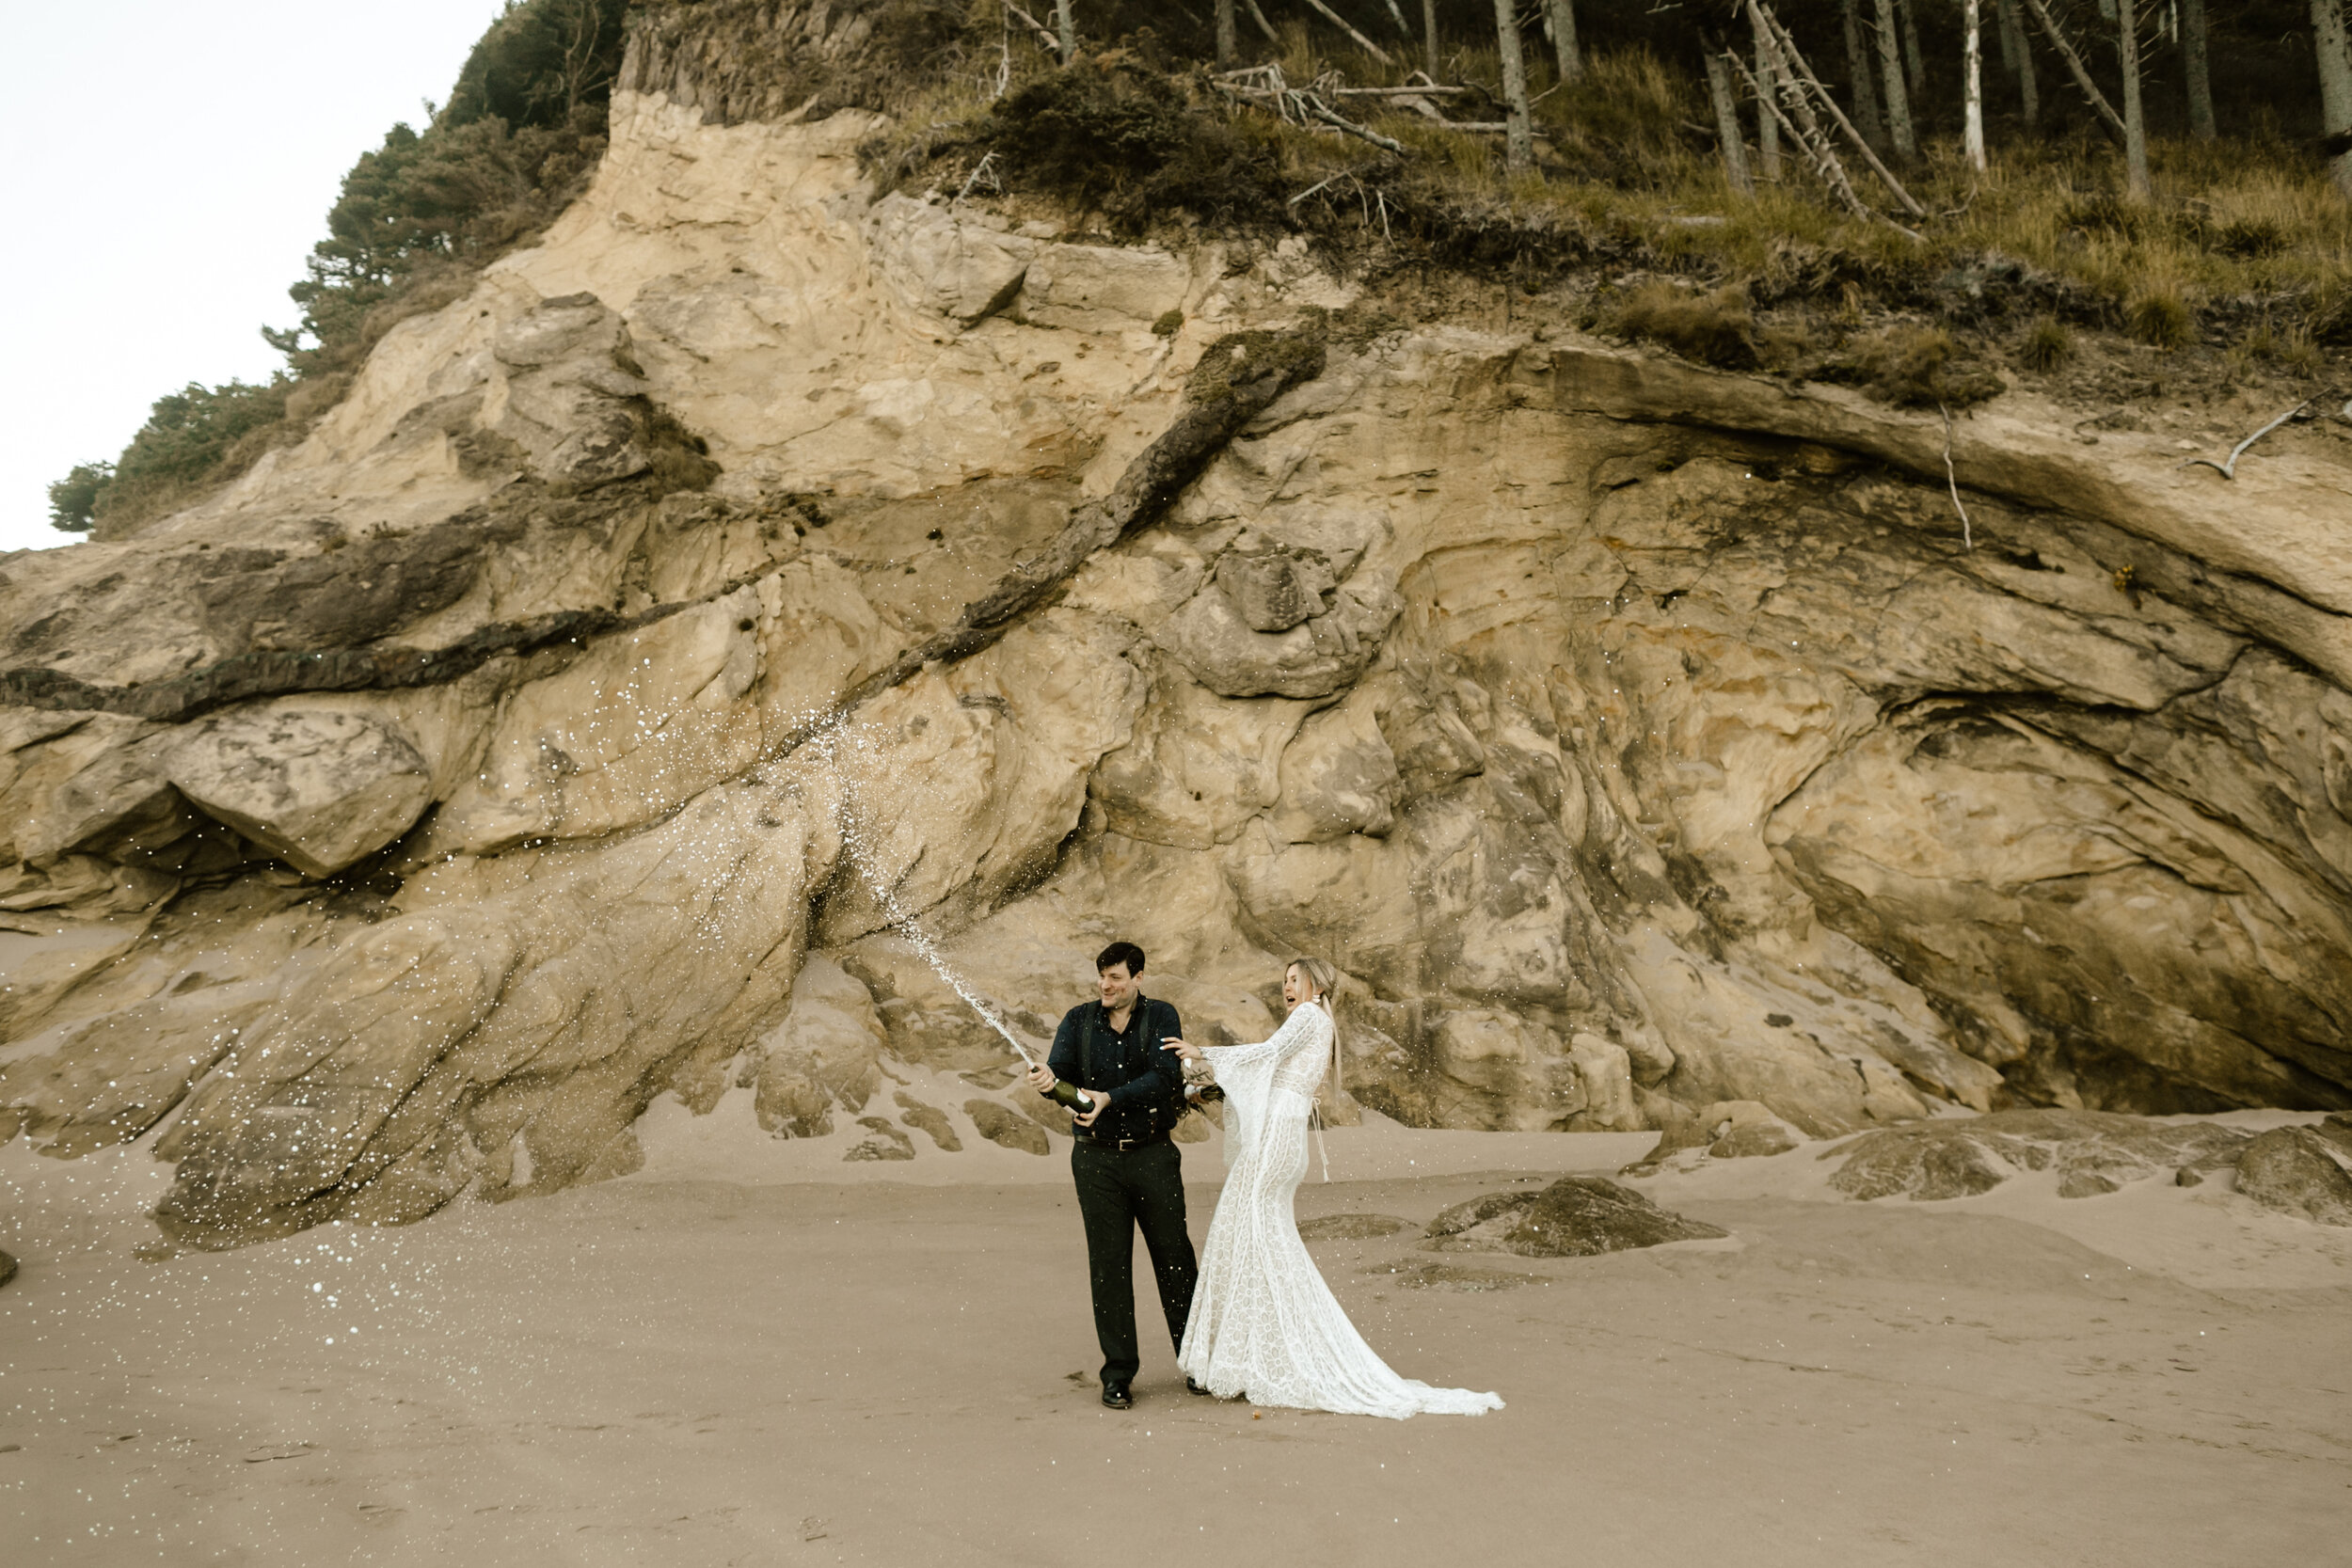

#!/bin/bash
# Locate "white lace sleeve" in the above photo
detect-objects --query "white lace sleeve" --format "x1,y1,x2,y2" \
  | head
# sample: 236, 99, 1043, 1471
1200, 1006, 1308, 1082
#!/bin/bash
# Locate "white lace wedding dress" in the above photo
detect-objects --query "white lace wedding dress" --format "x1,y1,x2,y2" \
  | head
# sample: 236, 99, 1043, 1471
1177, 1002, 1504, 1418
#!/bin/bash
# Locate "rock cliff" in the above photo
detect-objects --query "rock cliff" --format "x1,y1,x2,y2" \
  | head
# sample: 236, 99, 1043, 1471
4, 3, 2349, 1245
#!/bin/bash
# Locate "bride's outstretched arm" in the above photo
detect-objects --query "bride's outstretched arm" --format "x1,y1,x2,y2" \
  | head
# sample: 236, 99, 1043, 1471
1164, 1006, 1309, 1080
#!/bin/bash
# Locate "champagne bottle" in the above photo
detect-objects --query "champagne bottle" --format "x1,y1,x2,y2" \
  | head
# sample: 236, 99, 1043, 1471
1044, 1079, 1098, 1115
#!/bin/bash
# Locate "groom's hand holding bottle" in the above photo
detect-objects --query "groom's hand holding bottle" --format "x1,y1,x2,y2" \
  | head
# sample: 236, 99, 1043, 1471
1025, 1061, 1107, 1128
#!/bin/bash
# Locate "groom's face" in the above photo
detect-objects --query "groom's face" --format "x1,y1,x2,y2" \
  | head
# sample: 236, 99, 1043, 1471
1098, 962, 1138, 1013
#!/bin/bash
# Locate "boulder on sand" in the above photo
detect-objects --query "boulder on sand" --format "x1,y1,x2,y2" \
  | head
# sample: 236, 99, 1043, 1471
2235, 1126, 2352, 1226
1424, 1176, 1727, 1257
1827, 1109, 2253, 1202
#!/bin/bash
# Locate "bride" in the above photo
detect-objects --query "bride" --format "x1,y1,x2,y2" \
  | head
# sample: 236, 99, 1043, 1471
1162, 958, 1503, 1419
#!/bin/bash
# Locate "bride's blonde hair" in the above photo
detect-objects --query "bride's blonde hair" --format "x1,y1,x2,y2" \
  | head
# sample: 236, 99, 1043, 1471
1289, 956, 1343, 1102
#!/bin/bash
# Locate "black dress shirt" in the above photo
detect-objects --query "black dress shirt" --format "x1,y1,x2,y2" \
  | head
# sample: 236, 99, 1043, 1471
1046, 993, 1187, 1144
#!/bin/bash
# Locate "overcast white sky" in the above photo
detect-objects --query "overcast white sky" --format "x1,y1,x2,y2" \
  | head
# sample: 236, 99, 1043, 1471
0, 1, 514, 555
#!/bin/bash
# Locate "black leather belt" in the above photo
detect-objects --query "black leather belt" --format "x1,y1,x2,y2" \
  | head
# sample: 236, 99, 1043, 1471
1080, 1132, 1168, 1152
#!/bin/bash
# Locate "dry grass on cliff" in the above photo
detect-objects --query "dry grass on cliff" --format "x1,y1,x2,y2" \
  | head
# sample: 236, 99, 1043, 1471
893, 23, 2350, 396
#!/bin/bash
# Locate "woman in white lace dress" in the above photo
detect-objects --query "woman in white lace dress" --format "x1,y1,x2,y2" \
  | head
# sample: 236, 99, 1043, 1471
1162, 958, 1503, 1419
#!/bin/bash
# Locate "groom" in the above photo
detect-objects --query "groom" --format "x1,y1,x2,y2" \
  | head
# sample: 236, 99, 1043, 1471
1025, 941, 1201, 1410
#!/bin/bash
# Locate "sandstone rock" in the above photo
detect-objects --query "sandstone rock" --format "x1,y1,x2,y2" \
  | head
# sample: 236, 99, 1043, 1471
1018, 242, 1188, 332
14, 734, 184, 865
1160, 573, 1403, 701
754, 957, 889, 1137
489, 293, 662, 487
1089, 658, 1311, 850
963, 1099, 1049, 1155
844, 1117, 915, 1161
1701, 1100, 1804, 1158
2235, 1126, 2352, 1225
1215, 546, 1338, 633
1298, 1212, 1411, 1240
1425, 1177, 1728, 1256
2319, 1112, 2352, 1157
151, 774, 839, 1244
159, 708, 433, 877
1269, 689, 1400, 844
895, 1092, 962, 1152
866, 194, 1033, 325
1827, 1110, 2252, 1202
0, 1249, 13, 1288
1565, 1035, 1644, 1133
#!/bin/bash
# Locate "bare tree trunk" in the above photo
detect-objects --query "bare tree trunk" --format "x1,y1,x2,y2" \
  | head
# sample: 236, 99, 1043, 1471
1217, 0, 1236, 68
1876, 0, 1918, 158
1382, 0, 1415, 38
1055, 0, 1074, 64
1494, 0, 1535, 172
1843, 0, 1888, 151
1423, 0, 1441, 78
2118, 0, 2152, 198
1899, 0, 1927, 99
1548, 0, 1585, 84
2180, 0, 2214, 139
1996, 0, 2040, 126
1756, 13, 1784, 178
1706, 41, 1756, 194
1964, 0, 1988, 167
2315, 0, 2352, 196
1243, 0, 1282, 45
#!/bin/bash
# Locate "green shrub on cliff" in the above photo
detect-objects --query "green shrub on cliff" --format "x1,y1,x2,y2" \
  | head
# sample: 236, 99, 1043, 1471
54, 0, 628, 535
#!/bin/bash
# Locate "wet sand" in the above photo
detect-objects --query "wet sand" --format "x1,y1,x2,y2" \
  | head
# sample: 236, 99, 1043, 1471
4, 1091, 2347, 1565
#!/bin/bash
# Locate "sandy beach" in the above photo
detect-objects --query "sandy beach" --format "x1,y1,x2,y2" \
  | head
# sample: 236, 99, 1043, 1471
5, 1080, 2348, 1566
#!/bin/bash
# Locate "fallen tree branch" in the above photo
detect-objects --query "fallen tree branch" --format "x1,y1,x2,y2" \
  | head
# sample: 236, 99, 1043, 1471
1297, 94, 1408, 151
2181, 401, 2309, 480
1216, 76, 1410, 153
954, 150, 1000, 201
1301, 0, 1393, 62
1726, 49, 1873, 222
2019, 0, 2126, 141
1000, 0, 1060, 54
1748, 0, 1926, 219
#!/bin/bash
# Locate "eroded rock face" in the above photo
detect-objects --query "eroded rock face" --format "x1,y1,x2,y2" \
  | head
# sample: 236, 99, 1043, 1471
2, 7, 2350, 1246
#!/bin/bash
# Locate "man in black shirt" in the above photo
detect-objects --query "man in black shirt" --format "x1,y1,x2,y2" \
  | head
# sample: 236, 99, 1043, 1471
1025, 941, 1202, 1409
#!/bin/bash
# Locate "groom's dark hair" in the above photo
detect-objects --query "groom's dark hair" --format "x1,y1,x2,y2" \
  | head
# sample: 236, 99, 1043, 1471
1096, 941, 1146, 976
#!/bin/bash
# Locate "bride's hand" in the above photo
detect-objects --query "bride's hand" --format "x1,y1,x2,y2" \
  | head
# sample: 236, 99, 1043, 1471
1161, 1036, 1200, 1061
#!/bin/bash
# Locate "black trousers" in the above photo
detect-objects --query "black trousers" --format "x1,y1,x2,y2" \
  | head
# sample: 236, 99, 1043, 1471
1071, 1138, 1199, 1386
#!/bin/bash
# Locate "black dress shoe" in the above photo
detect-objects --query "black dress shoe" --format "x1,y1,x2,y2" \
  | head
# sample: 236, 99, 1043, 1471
1185, 1377, 1213, 1397
1101, 1381, 1133, 1409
